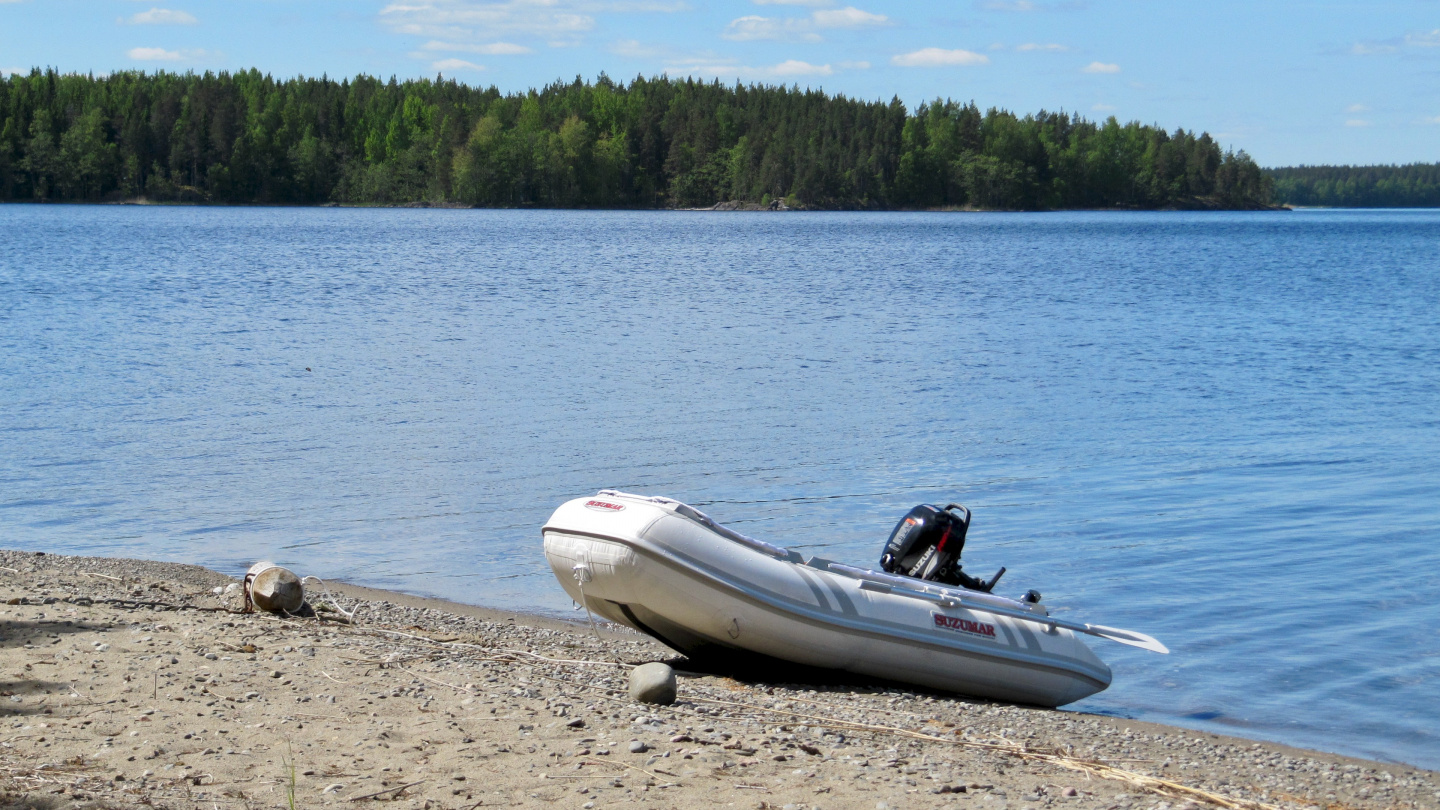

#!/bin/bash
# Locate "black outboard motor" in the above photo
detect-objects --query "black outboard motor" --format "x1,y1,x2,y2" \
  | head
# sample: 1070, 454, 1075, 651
879, 504, 1006, 592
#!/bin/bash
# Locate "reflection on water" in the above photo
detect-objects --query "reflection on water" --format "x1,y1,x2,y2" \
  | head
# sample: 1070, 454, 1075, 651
2, 206, 1438, 768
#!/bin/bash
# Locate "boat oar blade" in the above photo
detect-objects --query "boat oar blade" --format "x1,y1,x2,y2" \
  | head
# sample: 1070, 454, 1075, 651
1084, 624, 1169, 654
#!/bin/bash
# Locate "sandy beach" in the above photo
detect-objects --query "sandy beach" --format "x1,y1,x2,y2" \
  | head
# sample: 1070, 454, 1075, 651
1, 548, 1435, 810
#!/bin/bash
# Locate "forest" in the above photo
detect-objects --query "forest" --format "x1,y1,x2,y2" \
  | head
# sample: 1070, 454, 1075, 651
0, 68, 1274, 210
1266, 164, 1440, 208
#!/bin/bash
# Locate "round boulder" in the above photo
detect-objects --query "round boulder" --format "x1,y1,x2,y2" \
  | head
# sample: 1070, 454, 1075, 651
628, 662, 677, 705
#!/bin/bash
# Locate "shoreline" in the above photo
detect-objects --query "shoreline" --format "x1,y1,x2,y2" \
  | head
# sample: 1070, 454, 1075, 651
0, 199, 1294, 213
2, 548, 1435, 810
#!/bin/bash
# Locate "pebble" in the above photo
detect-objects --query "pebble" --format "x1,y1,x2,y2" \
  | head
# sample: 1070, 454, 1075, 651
628, 740, 649, 753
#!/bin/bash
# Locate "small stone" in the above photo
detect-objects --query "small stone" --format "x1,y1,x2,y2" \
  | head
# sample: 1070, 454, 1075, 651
113, 773, 125, 782
628, 662, 677, 705
95, 643, 111, 652
566, 718, 586, 728
628, 740, 648, 754
583, 803, 595, 809
670, 734, 693, 743
204, 653, 217, 660
321, 783, 345, 794
212, 587, 224, 595
1063, 787, 1078, 797
270, 670, 282, 678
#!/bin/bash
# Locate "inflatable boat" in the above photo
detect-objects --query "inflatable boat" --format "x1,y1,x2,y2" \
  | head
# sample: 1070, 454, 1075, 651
542, 490, 1166, 707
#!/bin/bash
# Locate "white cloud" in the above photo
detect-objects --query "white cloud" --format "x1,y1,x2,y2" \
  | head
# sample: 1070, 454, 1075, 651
979, 0, 1084, 10
609, 38, 671, 58
1423, 115, 1440, 125
380, 0, 593, 40
378, 0, 688, 43
432, 57, 485, 71
1016, 42, 1066, 51
811, 6, 886, 27
1404, 28, 1440, 47
892, 47, 989, 67
723, 5, 885, 41
1091, 103, 1115, 112
127, 47, 184, 61
1351, 41, 1398, 55
420, 39, 530, 54
1345, 104, 1370, 113
753, 0, 829, 4
837, 60, 870, 69
670, 59, 833, 80
127, 8, 198, 25
1082, 61, 1120, 73
1, 67, 28, 76
769, 59, 832, 76
723, 15, 819, 41
1344, 119, 1371, 127
1351, 28, 1440, 55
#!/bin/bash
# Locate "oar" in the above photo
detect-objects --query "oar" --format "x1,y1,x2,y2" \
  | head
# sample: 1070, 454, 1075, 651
823, 561, 1169, 654
921, 590, 1170, 654
1081, 623, 1171, 654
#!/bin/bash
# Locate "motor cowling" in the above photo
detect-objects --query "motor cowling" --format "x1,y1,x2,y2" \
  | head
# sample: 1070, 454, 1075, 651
879, 503, 1002, 592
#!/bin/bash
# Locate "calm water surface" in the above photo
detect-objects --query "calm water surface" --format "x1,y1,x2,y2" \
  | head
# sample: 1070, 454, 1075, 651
2, 206, 1437, 768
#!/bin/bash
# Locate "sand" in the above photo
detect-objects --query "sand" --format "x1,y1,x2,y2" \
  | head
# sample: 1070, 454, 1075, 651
1, 549, 1436, 810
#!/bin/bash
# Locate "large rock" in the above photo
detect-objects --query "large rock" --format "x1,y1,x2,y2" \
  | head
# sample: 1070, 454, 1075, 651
246, 562, 304, 614
628, 662, 677, 705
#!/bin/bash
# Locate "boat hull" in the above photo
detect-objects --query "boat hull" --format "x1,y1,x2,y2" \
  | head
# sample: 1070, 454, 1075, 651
543, 493, 1111, 707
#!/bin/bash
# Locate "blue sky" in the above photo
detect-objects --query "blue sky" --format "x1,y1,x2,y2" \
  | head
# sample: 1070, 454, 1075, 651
2, 0, 1437, 166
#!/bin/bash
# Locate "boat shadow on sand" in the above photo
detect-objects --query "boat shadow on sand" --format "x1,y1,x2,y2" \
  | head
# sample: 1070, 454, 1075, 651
657, 647, 1051, 711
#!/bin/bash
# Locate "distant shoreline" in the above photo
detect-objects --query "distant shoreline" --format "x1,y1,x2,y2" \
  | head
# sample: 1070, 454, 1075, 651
1, 197, 1293, 212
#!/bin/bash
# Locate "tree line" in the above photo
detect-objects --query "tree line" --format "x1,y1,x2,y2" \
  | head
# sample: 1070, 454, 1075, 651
0, 68, 1274, 210
1266, 164, 1440, 208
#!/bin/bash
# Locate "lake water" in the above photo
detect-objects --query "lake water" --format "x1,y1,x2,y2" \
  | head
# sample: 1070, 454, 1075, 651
2, 205, 1438, 769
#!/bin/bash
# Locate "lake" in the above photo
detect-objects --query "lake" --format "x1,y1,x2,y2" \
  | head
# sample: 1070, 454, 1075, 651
2, 205, 1437, 768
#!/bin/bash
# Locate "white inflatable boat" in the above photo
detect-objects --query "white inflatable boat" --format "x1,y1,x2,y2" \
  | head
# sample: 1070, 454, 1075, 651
542, 490, 1167, 707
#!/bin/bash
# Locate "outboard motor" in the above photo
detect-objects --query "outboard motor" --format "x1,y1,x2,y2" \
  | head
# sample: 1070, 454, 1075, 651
879, 504, 1005, 592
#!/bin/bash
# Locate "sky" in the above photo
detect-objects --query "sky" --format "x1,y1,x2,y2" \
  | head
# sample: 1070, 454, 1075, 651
1, 0, 1437, 167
